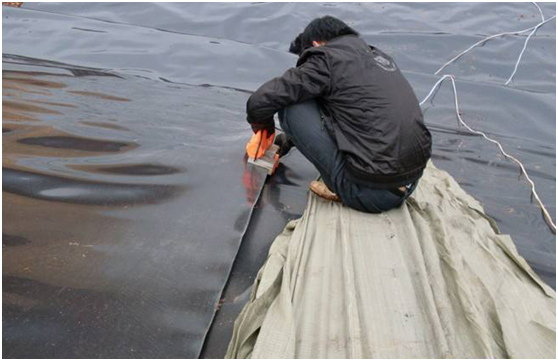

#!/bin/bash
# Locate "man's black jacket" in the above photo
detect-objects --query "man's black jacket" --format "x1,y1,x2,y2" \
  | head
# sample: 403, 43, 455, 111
247, 34, 432, 188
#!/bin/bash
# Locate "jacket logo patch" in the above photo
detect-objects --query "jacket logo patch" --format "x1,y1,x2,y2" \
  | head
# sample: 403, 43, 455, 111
374, 55, 397, 72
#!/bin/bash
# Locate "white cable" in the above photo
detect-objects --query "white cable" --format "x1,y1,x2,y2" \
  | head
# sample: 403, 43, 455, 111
505, 15, 554, 85
419, 75, 453, 106
434, 16, 556, 76
532, 2, 545, 21
420, 75, 556, 234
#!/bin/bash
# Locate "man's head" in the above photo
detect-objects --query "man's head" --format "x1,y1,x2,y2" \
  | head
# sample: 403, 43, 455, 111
289, 16, 359, 55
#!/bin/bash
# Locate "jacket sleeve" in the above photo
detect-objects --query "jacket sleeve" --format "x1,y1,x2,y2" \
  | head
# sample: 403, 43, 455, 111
246, 54, 330, 132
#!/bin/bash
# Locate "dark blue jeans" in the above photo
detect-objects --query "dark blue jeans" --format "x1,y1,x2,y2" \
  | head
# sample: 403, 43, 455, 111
278, 99, 417, 213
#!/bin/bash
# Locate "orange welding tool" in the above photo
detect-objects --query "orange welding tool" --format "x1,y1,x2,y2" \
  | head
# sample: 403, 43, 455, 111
246, 129, 275, 160
246, 129, 280, 175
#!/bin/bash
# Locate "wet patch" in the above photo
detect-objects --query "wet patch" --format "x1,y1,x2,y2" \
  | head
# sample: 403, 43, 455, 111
18, 136, 134, 152
2, 110, 38, 122
71, 163, 183, 176
3, 100, 62, 115
2, 76, 67, 89
34, 100, 77, 108
80, 121, 130, 131
2, 234, 31, 247
2, 167, 182, 206
68, 91, 130, 102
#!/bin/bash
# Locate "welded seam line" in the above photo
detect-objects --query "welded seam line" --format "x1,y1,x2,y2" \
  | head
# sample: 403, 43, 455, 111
197, 174, 267, 358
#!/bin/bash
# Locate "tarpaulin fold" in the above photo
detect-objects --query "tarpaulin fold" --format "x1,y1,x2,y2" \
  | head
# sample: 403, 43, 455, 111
226, 162, 555, 359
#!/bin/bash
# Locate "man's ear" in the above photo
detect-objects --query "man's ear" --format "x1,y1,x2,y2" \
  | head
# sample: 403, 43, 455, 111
311, 40, 325, 47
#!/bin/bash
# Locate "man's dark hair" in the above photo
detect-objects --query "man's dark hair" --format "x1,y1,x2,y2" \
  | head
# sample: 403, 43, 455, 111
289, 16, 359, 55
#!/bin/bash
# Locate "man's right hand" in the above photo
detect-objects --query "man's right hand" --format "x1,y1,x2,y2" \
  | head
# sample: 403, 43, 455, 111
274, 132, 295, 157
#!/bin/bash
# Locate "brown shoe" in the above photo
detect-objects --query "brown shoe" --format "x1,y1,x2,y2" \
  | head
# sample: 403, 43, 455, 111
309, 180, 341, 202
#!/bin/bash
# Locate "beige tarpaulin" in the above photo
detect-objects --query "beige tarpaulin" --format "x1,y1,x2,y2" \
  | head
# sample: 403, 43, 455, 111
226, 162, 556, 359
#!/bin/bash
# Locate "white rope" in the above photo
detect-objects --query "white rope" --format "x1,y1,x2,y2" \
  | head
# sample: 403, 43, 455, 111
505, 8, 552, 85
420, 75, 556, 234
419, 75, 453, 106
532, 2, 545, 21
434, 16, 556, 76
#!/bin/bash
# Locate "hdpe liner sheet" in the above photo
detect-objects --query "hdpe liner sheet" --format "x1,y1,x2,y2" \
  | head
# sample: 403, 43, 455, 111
199, 150, 317, 358
2, 3, 555, 359
1, 59, 274, 358
226, 163, 556, 359
5, 3, 555, 286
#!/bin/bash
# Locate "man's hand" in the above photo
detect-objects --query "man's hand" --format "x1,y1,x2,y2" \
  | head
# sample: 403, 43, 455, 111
250, 120, 275, 136
274, 132, 294, 157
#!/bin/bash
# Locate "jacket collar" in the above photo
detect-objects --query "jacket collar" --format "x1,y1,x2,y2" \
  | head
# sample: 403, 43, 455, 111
297, 35, 367, 66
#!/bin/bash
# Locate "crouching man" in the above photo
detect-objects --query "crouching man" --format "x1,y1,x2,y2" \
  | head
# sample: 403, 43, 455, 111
247, 16, 432, 213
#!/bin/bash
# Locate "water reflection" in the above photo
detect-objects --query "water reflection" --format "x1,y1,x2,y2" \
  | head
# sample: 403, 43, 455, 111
3, 67, 139, 160
3, 168, 180, 206
4, 100, 61, 115
2, 57, 261, 358
2, 234, 32, 247
18, 136, 133, 152
70, 163, 183, 176
3, 76, 67, 90
68, 90, 130, 102
80, 121, 129, 131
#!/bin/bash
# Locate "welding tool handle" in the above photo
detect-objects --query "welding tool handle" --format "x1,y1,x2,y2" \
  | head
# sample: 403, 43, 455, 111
246, 130, 274, 159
